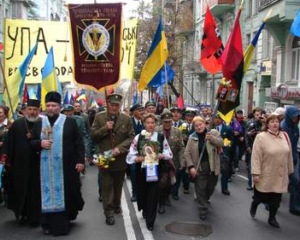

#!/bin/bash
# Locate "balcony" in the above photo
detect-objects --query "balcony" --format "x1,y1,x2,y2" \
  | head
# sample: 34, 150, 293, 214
202, 0, 235, 17
258, 0, 280, 11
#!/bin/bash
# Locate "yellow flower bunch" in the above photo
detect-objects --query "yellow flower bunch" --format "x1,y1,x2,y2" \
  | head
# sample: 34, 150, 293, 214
223, 138, 232, 147
93, 150, 116, 169
220, 78, 232, 88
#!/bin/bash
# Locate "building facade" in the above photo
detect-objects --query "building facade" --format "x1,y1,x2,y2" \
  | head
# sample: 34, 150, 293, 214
185, 0, 300, 114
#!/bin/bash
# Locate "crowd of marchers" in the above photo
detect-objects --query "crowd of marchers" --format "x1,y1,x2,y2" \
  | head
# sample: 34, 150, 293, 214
0, 92, 299, 236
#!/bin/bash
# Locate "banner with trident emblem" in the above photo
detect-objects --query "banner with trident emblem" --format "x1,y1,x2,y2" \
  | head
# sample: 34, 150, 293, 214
68, 3, 122, 90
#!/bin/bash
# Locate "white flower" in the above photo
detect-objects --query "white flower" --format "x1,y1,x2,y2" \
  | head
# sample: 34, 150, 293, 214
182, 123, 188, 127
141, 130, 151, 139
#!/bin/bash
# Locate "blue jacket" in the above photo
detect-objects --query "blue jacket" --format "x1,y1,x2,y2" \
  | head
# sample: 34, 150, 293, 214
281, 106, 299, 164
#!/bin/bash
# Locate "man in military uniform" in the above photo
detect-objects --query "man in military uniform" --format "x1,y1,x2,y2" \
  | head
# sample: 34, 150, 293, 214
145, 101, 161, 123
90, 93, 135, 226
181, 108, 197, 194
61, 104, 87, 156
128, 103, 144, 202
144, 101, 156, 114
156, 109, 185, 213
170, 107, 183, 128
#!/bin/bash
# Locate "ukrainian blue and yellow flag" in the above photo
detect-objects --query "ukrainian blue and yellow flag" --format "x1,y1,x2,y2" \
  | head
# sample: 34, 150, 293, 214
41, 47, 59, 109
3, 44, 37, 119
243, 22, 266, 73
138, 17, 169, 91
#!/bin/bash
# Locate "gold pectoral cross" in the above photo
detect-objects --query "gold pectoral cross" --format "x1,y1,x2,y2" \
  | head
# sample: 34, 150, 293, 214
26, 132, 32, 139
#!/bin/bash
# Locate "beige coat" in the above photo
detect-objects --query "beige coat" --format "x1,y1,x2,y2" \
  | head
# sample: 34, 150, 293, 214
184, 129, 223, 175
251, 131, 294, 193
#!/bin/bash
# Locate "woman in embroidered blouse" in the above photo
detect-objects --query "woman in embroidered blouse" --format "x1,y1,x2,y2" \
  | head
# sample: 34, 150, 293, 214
126, 113, 172, 231
250, 113, 293, 228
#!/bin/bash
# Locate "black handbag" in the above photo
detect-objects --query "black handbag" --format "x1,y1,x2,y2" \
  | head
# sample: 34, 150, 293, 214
189, 142, 206, 183
220, 152, 230, 175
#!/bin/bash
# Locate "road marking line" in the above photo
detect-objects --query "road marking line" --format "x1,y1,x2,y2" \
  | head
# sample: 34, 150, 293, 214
121, 188, 137, 240
125, 179, 155, 240
236, 174, 248, 181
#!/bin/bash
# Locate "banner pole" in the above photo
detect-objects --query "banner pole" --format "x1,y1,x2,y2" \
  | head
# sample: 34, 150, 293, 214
0, 60, 14, 115
211, 74, 215, 108
104, 87, 114, 149
164, 63, 170, 108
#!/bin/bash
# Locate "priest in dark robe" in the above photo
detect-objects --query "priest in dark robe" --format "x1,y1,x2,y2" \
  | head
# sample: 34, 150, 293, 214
30, 91, 85, 236
1, 99, 41, 227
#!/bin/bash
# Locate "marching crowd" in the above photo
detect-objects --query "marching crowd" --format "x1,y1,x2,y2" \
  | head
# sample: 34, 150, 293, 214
0, 91, 299, 236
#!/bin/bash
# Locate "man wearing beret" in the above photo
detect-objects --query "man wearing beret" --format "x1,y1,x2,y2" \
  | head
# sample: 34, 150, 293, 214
129, 103, 144, 202
91, 93, 135, 226
156, 109, 184, 213
1, 99, 42, 227
30, 91, 85, 236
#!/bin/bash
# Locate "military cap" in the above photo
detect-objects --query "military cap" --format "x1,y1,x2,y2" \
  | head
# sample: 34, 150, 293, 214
21, 103, 27, 110
27, 99, 40, 108
130, 103, 144, 112
106, 93, 123, 104
61, 104, 74, 112
145, 101, 156, 108
170, 107, 182, 112
160, 109, 173, 121
45, 91, 61, 104
183, 108, 196, 116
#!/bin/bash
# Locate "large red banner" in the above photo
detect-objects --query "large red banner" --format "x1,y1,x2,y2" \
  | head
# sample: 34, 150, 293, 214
68, 3, 122, 90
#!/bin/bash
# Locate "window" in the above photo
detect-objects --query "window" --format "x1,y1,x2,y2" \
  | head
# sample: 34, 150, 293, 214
291, 37, 300, 81
253, 0, 259, 14
262, 30, 271, 59
247, 0, 252, 18
246, 33, 251, 46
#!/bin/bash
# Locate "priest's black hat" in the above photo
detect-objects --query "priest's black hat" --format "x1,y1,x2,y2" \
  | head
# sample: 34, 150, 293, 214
27, 99, 40, 108
45, 91, 61, 104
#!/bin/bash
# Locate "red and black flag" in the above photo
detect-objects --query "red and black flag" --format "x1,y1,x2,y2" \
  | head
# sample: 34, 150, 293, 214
200, 6, 224, 75
68, 3, 122, 90
217, 8, 244, 116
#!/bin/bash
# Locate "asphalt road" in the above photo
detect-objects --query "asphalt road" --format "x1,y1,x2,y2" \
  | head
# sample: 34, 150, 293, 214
0, 161, 299, 240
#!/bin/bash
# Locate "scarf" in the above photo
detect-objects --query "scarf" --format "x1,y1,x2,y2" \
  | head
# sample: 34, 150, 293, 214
40, 114, 66, 213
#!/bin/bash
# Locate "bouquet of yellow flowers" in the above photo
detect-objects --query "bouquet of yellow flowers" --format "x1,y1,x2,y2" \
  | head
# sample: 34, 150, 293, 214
223, 138, 232, 147
93, 150, 116, 169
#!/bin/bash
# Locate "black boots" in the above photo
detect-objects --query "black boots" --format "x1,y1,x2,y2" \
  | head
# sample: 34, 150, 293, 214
268, 217, 280, 228
250, 201, 258, 218
268, 206, 280, 228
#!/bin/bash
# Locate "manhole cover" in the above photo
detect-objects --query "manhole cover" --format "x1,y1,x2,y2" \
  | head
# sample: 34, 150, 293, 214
165, 221, 213, 237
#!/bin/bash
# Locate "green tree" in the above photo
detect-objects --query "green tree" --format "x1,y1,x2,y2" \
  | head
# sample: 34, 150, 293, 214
27, 0, 39, 20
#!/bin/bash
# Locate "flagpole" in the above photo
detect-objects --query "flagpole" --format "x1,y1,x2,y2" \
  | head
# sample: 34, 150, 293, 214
211, 74, 215, 109
164, 63, 170, 108
0, 60, 14, 114
104, 87, 114, 149
240, 0, 244, 9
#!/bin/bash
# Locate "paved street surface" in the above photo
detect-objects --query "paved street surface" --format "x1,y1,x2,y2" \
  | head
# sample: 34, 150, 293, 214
0, 161, 299, 240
